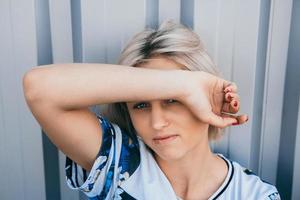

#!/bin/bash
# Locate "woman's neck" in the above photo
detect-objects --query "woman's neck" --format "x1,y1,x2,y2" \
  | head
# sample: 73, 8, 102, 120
155, 140, 228, 199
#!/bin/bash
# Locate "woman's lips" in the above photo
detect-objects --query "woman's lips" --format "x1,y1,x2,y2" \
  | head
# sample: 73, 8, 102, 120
153, 135, 178, 144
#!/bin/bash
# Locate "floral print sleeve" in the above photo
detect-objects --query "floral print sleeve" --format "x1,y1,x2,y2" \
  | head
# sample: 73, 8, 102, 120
65, 114, 140, 199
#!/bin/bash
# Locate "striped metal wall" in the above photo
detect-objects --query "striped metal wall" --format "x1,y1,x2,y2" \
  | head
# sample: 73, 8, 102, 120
0, 0, 299, 199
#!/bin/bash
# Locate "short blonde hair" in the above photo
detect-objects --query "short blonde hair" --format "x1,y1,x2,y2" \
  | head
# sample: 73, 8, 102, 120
102, 20, 224, 140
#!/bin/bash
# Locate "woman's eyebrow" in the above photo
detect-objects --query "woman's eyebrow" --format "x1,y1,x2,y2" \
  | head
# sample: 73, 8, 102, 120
132, 101, 147, 104
127, 101, 141, 106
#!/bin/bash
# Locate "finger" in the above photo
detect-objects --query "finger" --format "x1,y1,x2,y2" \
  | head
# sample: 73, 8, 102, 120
205, 112, 238, 128
222, 100, 239, 114
232, 115, 249, 125
224, 92, 240, 103
237, 115, 249, 124
224, 82, 238, 93
217, 113, 248, 126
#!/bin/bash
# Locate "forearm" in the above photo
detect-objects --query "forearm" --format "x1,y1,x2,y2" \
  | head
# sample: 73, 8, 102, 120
23, 63, 192, 110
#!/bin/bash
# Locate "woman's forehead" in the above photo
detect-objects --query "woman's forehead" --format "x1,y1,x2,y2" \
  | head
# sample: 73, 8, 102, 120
126, 99, 165, 105
137, 56, 186, 70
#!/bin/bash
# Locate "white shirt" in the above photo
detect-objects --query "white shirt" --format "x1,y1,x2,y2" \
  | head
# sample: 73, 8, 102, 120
65, 114, 280, 200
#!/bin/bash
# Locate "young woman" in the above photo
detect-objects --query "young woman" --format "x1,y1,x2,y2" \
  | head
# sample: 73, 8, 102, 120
23, 20, 280, 199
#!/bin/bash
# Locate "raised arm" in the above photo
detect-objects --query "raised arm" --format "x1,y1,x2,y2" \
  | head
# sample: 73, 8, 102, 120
24, 63, 192, 109
23, 63, 246, 171
22, 63, 192, 171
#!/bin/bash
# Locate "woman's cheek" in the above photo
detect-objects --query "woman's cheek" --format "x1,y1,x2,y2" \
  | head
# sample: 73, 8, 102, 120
130, 114, 148, 135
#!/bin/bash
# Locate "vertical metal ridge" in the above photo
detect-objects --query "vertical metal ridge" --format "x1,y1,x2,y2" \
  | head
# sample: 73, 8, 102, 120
276, 0, 300, 198
146, 0, 158, 29
252, 0, 271, 175
34, 0, 60, 199
180, 0, 194, 29
35, 0, 53, 65
292, 97, 300, 200
71, 0, 83, 63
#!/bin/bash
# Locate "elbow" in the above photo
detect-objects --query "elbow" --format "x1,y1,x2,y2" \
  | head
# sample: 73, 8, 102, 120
23, 69, 43, 103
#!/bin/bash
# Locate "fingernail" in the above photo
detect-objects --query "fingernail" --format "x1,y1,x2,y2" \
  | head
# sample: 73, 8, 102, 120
232, 122, 239, 126
233, 101, 238, 107
224, 88, 231, 93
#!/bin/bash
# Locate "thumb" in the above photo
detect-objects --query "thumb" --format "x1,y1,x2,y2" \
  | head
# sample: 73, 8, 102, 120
205, 112, 237, 128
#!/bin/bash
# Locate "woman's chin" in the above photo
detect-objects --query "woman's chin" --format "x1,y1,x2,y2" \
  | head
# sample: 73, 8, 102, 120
153, 148, 186, 162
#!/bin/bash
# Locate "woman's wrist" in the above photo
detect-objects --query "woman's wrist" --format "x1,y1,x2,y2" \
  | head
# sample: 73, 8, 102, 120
173, 70, 202, 103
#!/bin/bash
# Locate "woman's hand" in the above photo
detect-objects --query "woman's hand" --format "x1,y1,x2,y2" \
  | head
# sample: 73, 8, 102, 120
182, 71, 248, 128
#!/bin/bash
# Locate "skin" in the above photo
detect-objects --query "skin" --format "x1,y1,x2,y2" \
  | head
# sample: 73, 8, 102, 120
126, 56, 245, 199
23, 55, 247, 198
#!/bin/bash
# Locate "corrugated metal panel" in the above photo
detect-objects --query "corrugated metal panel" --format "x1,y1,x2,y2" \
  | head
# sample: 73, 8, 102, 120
0, 0, 298, 199
0, 0, 46, 200
159, 0, 181, 23
259, 0, 293, 184
292, 97, 300, 200
49, 0, 74, 63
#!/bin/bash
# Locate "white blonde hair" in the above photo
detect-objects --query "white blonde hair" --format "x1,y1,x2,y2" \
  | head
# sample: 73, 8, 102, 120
103, 19, 223, 140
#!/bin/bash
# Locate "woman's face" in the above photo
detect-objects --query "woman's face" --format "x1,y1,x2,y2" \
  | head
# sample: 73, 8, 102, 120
126, 56, 209, 161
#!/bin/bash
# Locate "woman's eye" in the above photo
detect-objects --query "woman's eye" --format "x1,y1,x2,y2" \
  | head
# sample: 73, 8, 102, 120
166, 99, 177, 104
133, 102, 148, 109
133, 99, 178, 110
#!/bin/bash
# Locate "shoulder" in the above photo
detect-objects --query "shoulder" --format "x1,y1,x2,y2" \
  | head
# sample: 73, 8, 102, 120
65, 114, 143, 199
97, 114, 141, 175
217, 154, 280, 200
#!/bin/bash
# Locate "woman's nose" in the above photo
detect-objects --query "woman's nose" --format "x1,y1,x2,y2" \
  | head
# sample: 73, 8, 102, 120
151, 106, 169, 130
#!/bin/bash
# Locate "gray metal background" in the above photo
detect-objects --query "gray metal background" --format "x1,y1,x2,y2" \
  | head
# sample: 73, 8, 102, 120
0, 0, 299, 199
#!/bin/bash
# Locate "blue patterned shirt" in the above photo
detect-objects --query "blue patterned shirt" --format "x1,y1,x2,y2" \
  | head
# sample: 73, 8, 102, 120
65, 114, 280, 200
